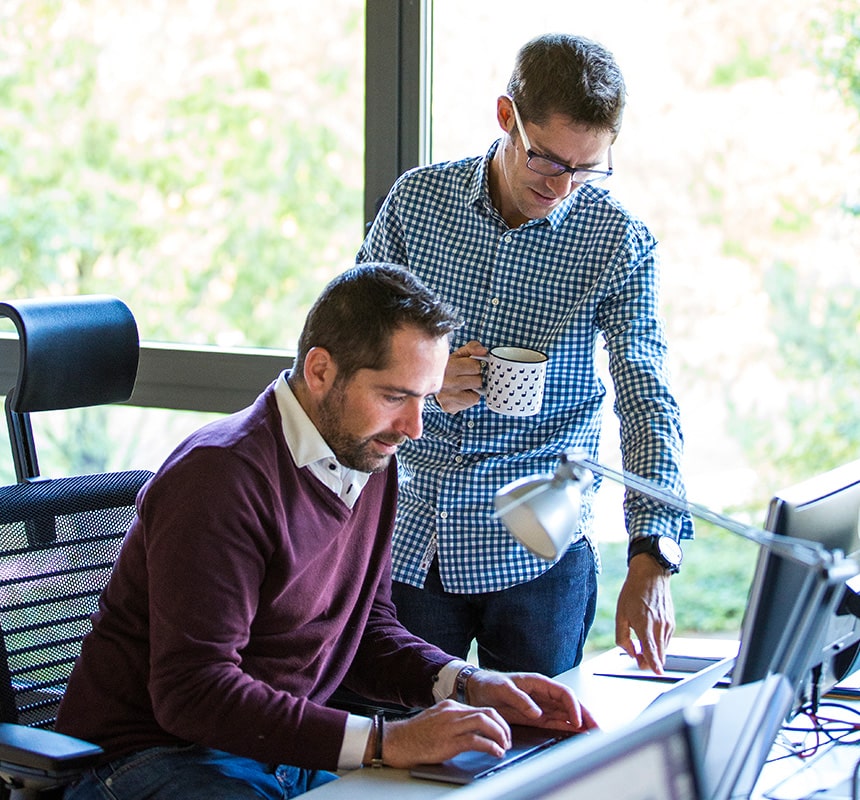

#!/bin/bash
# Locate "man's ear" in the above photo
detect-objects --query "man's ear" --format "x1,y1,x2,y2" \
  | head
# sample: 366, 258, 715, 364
303, 347, 338, 395
496, 95, 515, 134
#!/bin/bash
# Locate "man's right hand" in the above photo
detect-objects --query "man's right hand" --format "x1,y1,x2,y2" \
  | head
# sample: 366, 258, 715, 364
373, 700, 511, 768
434, 340, 488, 414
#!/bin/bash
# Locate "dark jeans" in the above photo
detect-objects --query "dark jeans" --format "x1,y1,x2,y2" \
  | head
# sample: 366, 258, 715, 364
391, 538, 598, 676
63, 745, 338, 800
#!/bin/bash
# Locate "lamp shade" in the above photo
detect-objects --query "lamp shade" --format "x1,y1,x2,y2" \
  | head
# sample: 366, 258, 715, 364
494, 457, 594, 560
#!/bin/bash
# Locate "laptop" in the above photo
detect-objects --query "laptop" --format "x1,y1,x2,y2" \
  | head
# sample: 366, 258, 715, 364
409, 655, 735, 785
587, 639, 739, 685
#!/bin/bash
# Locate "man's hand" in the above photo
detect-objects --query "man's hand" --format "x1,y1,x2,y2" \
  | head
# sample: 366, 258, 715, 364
615, 554, 675, 674
465, 670, 597, 734
434, 340, 488, 413
376, 700, 512, 768
367, 671, 596, 768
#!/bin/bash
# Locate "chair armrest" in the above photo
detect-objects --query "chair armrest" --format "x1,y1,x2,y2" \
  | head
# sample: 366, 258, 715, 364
326, 687, 418, 719
0, 723, 103, 776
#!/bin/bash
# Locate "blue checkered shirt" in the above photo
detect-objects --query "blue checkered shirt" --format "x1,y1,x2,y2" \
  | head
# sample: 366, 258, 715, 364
358, 141, 693, 593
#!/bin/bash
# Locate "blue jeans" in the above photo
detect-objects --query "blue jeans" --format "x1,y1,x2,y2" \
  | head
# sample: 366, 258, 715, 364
63, 744, 338, 800
391, 538, 598, 676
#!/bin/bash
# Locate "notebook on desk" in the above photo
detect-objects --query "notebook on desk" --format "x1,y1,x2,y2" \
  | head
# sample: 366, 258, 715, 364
410, 655, 736, 785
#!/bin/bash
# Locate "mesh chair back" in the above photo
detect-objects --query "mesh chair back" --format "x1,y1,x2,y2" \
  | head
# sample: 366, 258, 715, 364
0, 470, 151, 729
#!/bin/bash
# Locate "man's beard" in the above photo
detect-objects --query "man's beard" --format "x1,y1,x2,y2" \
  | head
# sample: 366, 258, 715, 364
317, 385, 406, 473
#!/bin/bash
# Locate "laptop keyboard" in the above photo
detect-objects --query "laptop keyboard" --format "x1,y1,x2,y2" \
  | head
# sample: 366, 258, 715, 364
472, 734, 569, 780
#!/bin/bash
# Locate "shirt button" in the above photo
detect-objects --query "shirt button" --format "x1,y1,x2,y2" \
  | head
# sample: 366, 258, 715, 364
454, 455, 463, 464
467, 421, 475, 429
439, 511, 449, 520
328, 463, 337, 471
490, 297, 500, 306
503, 235, 513, 243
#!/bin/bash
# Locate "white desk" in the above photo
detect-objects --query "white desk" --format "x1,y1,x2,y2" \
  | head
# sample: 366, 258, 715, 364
307, 638, 860, 799
306, 638, 737, 799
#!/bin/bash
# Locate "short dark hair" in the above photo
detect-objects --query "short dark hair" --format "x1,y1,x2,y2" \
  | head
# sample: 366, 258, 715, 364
506, 33, 626, 136
292, 263, 462, 384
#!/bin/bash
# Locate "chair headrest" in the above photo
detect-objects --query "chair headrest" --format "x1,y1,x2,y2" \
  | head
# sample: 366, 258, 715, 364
0, 295, 139, 413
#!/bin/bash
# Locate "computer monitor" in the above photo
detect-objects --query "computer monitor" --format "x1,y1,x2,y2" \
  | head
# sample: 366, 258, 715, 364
732, 459, 860, 714
450, 700, 705, 800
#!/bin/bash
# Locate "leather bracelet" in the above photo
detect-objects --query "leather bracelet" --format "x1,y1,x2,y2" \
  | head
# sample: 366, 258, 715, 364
455, 664, 480, 704
370, 711, 384, 768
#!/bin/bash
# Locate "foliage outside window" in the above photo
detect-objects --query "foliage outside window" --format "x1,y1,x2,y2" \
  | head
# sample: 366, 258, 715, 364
0, 0, 365, 350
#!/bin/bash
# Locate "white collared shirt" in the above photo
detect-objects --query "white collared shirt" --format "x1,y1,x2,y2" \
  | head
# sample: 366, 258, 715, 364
274, 371, 370, 509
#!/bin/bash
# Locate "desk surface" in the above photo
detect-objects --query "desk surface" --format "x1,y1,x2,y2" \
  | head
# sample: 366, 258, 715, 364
306, 638, 738, 799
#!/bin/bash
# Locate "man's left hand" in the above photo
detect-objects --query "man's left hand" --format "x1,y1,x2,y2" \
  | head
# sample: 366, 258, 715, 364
465, 671, 598, 733
615, 554, 675, 674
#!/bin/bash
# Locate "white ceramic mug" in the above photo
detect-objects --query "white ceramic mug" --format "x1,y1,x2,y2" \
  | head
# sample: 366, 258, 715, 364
472, 346, 549, 416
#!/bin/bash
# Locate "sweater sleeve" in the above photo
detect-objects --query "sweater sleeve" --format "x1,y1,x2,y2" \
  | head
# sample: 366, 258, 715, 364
343, 554, 456, 708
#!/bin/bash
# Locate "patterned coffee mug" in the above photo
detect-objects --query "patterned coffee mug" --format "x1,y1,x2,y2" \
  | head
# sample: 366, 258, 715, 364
472, 346, 548, 416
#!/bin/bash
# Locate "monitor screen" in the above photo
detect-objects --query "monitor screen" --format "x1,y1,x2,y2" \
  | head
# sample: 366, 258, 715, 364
732, 459, 860, 714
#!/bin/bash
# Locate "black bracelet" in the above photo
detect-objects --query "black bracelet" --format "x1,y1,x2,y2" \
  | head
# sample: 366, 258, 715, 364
371, 710, 384, 768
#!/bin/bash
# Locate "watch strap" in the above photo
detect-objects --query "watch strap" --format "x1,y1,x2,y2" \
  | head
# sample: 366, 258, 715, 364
628, 534, 682, 574
455, 664, 480, 703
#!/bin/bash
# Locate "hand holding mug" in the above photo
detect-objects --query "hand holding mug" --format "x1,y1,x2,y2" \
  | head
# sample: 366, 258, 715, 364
472, 346, 549, 417
434, 341, 489, 414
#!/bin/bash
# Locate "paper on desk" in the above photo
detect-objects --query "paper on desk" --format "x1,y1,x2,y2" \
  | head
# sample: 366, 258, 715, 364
587, 639, 739, 683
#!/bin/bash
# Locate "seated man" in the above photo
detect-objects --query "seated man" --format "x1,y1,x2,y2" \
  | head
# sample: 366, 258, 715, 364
57, 263, 595, 800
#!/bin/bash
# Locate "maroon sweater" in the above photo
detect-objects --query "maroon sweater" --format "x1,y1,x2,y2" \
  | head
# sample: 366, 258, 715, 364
56, 384, 452, 770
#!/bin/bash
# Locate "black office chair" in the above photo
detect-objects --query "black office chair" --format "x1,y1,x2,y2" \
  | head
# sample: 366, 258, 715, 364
0, 296, 153, 799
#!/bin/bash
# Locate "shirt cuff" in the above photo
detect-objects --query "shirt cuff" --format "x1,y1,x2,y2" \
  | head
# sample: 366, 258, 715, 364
433, 659, 468, 703
339, 659, 468, 769
338, 714, 374, 770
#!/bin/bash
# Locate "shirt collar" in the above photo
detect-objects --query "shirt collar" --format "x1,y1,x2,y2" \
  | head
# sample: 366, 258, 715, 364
273, 371, 371, 507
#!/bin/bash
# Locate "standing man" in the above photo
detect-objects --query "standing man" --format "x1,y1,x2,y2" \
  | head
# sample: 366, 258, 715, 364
56, 264, 593, 800
358, 33, 692, 677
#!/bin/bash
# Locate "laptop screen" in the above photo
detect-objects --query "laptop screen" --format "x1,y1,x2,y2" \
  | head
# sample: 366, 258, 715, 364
538, 730, 698, 800
451, 700, 703, 800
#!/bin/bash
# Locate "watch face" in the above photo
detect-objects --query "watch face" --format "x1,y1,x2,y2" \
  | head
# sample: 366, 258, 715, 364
658, 536, 683, 566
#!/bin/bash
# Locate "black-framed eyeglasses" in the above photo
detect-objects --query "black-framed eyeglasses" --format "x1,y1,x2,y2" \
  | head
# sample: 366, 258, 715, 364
509, 97, 613, 184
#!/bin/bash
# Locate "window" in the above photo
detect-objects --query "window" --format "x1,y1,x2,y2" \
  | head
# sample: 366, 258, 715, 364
1, 0, 857, 543
0, 0, 365, 479
0, 0, 365, 351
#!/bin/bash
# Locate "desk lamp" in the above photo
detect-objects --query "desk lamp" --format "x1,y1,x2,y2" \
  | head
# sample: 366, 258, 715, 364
494, 449, 858, 688
495, 449, 859, 800
496, 449, 836, 567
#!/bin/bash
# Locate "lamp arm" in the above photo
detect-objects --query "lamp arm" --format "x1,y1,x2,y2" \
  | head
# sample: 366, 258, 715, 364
566, 451, 832, 569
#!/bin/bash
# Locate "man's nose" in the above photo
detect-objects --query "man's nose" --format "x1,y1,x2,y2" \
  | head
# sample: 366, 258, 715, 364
545, 172, 577, 193
398, 400, 425, 441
